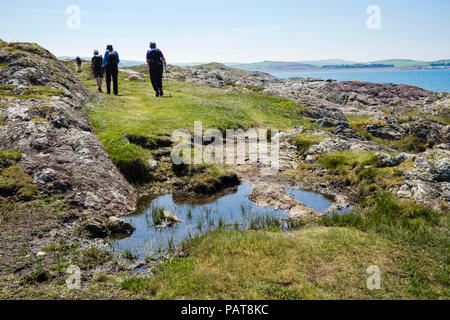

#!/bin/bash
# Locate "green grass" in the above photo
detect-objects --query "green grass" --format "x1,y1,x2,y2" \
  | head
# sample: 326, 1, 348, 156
319, 193, 448, 299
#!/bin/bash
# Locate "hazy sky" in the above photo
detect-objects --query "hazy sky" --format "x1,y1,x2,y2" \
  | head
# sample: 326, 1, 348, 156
0, 0, 449, 63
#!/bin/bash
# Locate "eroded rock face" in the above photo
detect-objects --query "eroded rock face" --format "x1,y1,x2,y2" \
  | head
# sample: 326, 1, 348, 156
247, 184, 323, 219
0, 40, 137, 215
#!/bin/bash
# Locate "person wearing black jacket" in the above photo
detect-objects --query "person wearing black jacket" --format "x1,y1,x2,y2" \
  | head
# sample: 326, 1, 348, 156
146, 42, 167, 97
103, 44, 120, 95
91, 50, 104, 93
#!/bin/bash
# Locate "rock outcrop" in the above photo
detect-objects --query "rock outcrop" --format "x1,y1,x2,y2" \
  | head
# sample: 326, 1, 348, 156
0, 40, 137, 215
247, 184, 323, 218
163, 63, 448, 118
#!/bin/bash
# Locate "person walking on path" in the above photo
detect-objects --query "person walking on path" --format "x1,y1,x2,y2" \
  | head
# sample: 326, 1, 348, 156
103, 45, 120, 95
76, 56, 82, 73
91, 50, 104, 93
146, 42, 166, 97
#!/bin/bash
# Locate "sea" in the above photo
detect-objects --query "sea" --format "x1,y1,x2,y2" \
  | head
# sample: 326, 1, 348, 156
271, 69, 450, 92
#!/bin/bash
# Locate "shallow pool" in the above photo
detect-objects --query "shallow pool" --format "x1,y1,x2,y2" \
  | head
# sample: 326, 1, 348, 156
111, 184, 350, 259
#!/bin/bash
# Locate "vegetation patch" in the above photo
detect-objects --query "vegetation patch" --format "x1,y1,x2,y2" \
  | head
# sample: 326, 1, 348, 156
102, 136, 154, 184
0, 151, 38, 202
118, 223, 436, 299
0, 150, 22, 168
174, 164, 240, 194
289, 133, 327, 153
125, 134, 172, 150
319, 193, 448, 299
0, 85, 65, 100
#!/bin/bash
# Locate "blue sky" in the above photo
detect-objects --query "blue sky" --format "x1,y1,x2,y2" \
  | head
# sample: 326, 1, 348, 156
0, 0, 449, 63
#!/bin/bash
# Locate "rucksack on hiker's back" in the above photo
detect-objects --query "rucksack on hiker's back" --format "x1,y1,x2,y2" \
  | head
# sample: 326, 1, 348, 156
93, 56, 103, 69
108, 51, 119, 67
148, 50, 162, 67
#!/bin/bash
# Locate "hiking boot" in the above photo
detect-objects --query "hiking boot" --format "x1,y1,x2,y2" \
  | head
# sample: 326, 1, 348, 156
155, 91, 160, 97
159, 89, 164, 96
98, 88, 103, 93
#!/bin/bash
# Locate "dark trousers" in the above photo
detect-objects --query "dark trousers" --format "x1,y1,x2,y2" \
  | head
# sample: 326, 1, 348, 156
106, 67, 119, 95
150, 66, 163, 93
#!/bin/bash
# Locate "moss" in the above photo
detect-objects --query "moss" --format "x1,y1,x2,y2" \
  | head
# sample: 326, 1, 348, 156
31, 117, 48, 124
0, 85, 65, 100
0, 165, 38, 201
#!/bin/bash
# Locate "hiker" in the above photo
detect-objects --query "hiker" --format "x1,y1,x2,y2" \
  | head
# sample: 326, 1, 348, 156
76, 56, 82, 73
103, 44, 120, 95
146, 42, 167, 97
91, 50, 104, 93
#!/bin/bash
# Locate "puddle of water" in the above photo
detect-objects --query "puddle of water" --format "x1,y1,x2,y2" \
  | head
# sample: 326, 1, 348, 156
286, 188, 351, 214
111, 184, 350, 259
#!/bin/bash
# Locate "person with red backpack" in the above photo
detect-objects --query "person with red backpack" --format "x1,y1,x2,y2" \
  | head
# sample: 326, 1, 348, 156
91, 49, 104, 93
103, 44, 120, 95
146, 42, 166, 97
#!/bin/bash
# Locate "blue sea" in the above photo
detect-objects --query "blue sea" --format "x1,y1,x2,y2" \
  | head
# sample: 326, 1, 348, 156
271, 69, 450, 92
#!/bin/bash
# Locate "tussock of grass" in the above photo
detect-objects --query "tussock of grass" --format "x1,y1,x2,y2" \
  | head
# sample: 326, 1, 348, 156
151, 207, 166, 226
104, 136, 153, 183
289, 133, 327, 153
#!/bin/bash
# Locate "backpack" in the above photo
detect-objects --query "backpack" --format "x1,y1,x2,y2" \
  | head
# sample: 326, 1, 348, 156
108, 51, 119, 67
148, 50, 162, 67
92, 55, 103, 69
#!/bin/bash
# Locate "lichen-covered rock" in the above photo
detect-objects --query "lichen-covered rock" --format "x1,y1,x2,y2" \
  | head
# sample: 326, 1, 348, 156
433, 158, 450, 182
0, 40, 137, 215
375, 152, 415, 167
